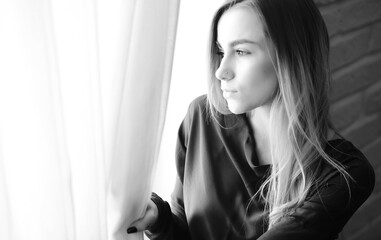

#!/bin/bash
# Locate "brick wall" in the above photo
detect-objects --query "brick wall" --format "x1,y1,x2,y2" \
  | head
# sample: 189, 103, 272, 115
315, 0, 381, 239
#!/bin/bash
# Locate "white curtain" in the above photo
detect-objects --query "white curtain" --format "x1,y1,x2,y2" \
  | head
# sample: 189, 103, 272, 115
0, 0, 180, 240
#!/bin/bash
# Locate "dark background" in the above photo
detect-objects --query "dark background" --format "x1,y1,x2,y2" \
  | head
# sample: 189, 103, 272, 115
315, 0, 381, 239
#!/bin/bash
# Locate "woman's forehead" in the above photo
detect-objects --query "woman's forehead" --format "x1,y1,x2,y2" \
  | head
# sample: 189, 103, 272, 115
217, 6, 265, 46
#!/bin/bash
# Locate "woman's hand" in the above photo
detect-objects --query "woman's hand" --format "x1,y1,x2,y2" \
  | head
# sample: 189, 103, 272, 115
127, 199, 159, 234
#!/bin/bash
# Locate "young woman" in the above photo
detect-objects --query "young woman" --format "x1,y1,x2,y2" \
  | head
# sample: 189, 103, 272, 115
128, 0, 375, 239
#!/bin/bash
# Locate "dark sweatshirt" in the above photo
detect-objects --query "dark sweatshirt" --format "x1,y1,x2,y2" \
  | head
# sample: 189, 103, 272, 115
146, 95, 375, 240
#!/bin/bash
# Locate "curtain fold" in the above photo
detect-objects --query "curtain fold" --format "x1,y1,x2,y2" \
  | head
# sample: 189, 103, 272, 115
0, 0, 180, 239
106, 0, 180, 239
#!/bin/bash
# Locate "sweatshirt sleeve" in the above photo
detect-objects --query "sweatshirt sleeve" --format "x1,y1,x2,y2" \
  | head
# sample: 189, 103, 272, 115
258, 150, 375, 240
144, 104, 193, 240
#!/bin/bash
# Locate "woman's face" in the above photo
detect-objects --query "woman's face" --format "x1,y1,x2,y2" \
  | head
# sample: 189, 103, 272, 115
215, 6, 278, 114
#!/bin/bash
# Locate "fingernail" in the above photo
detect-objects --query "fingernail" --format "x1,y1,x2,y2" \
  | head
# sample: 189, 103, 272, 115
127, 227, 137, 234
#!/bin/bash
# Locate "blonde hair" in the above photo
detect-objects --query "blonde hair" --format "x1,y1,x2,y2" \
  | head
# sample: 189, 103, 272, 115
207, 0, 351, 228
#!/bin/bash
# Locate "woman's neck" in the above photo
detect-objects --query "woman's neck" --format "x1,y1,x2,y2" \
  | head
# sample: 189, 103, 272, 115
247, 105, 272, 165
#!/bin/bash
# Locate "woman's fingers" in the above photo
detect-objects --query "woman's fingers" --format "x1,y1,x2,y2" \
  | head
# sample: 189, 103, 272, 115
127, 200, 159, 234
127, 226, 138, 234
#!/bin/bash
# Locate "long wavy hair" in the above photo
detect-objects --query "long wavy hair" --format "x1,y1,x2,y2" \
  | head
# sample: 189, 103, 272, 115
207, 0, 351, 228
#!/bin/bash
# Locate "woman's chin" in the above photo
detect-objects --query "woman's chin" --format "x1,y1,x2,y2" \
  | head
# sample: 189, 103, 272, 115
226, 104, 246, 115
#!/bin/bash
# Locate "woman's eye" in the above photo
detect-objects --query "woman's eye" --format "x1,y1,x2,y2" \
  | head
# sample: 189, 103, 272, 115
217, 50, 224, 58
236, 50, 249, 55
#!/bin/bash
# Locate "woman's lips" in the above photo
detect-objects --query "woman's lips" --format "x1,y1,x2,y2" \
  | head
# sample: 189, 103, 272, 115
221, 89, 237, 98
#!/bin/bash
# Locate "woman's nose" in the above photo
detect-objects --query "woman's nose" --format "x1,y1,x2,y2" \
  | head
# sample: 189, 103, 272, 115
215, 62, 234, 81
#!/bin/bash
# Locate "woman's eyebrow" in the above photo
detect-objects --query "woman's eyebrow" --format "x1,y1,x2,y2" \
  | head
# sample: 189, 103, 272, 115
216, 41, 223, 49
231, 39, 257, 47
216, 39, 257, 48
